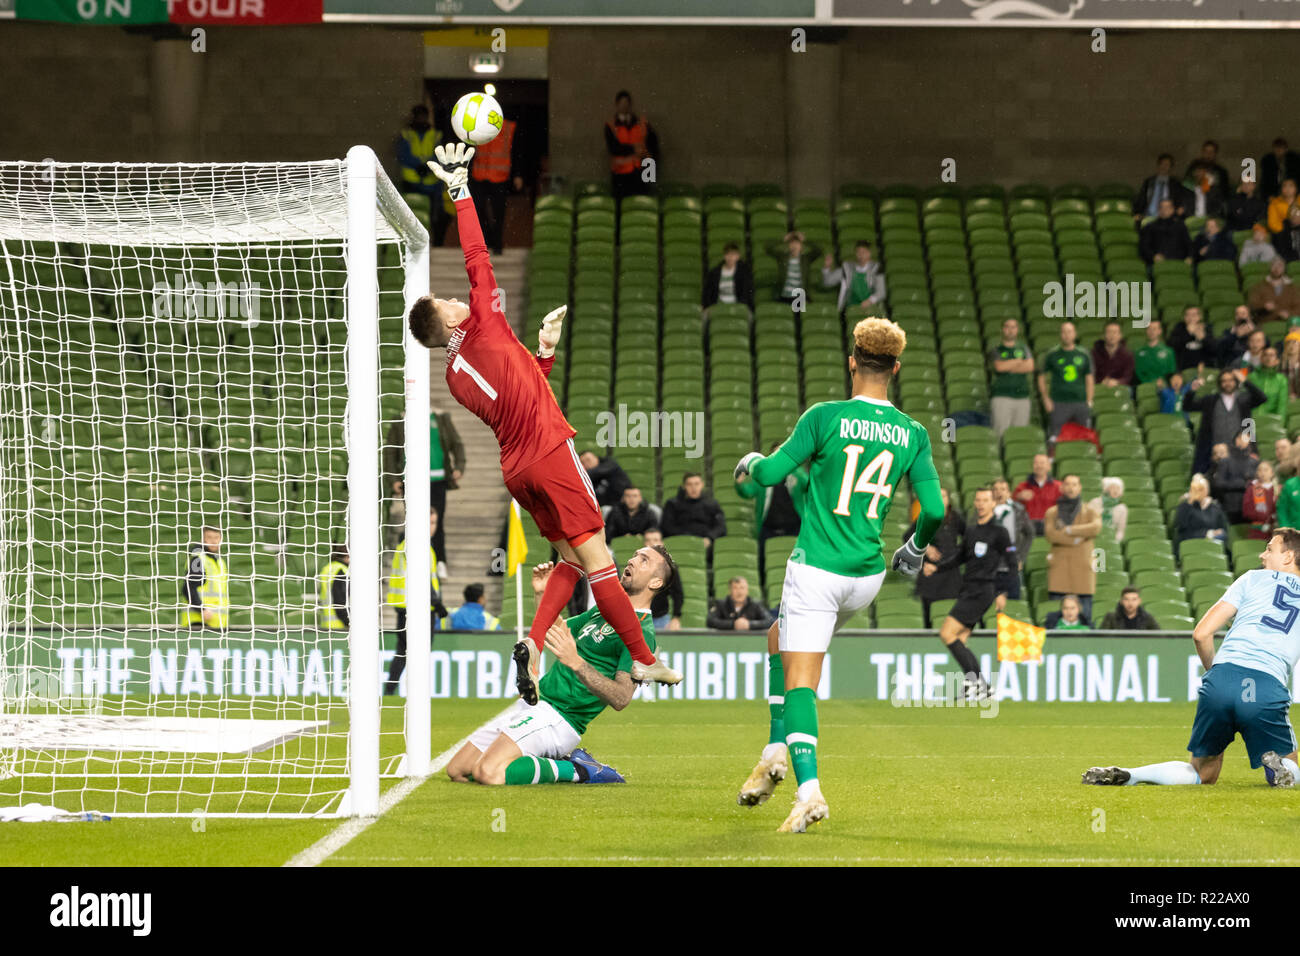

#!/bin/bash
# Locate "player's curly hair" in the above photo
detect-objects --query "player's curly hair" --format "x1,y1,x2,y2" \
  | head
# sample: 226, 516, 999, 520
408, 295, 438, 347
852, 317, 906, 375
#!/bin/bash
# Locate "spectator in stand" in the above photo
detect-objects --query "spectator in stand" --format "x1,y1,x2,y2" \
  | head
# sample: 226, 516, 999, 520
1229, 328, 1269, 372
1215, 310, 1258, 368
988, 317, 1035, 439
1100, 587, 1161, 630
1087, 476, 1129, 544
469, 108, 522, 255
1242, 459, 1278, 540
1276, 463, 1300, 529
1275, 436, 1300, 482
449, 583, 502, 631
1158, 371, 1195, 416
1091, 319, 1135, 387
1185, 367, 1268, 476
1282, 341, 1300, 402
579, 450, 630, 509
1209, 437, 1259, 522
1044, 474, 1101, 623
1135, 318, 1178, 386
1274, 205, 1300, 263
642, 528, 682, 631
821, 241, 887, 315
1134, 153, 1191, 220
660, 472, 727, 546
1014, 453, 1062, 535
906, 486, 965, 629
395, 105, 450, 247
1194, 218, 1236, 263
1262, 139, 1300, 199
604, 485, 660, 540
1248, 257, 1300, 325
707, 576, 772, 631
1253, 345, 1290, 418
702, 242, 755, 314
1174, 474, 1229, 554
1241, 222, 1280, 266
766, 231, 822, 307
1038, 320, 1094, 439
735, 441, 807, 544
1184, 141, 1231, 216
1044, 594, 1091, 630
317, 544, 350, 631
604, 90, 659, 201
1169, 305, 1215, 370
1139, 198, 1193, 264
1267, 179, 1299, 234
1226, 179, 1267, 233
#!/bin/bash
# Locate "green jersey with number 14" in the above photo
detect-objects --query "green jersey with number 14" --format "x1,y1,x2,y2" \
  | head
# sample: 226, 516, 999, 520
750, 396, 940, 577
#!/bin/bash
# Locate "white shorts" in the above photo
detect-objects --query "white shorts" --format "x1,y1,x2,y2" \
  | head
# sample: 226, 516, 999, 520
777, 560, 887, 654
465, 698, 581, 760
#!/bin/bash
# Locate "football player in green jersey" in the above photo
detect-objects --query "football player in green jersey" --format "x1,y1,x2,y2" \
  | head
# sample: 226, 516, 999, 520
733, 317, 946, 831
445, 546, 675, 786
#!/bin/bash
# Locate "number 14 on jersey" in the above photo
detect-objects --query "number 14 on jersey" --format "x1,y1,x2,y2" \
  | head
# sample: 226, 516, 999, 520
833, 446, 894, 518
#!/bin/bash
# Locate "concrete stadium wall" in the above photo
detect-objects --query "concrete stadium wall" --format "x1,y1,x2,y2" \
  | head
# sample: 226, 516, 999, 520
0, 23, 423, 175
547, 25, 1298, 192
2, 22, 1294, 192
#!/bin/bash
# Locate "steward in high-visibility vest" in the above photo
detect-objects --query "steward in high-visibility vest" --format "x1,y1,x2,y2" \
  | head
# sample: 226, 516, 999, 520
398, 105, 441, 190
385, 537, 442, 619
384, 510, 449, 695
606, 113, 648, 176
183, 526, 229, 630
318, 544, 350, 631
471, 118, 517, 184
604, 91, 658, 200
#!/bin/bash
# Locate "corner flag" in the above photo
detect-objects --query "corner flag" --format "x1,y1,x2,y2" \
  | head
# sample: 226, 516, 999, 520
506, 499, 528, 577
997, 613, 1045, 663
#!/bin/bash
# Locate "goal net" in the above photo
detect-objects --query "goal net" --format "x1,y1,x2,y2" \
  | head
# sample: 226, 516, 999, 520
0, 148, 429, 817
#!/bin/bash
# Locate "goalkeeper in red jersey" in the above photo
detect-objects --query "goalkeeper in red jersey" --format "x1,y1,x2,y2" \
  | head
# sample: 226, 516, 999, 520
408, 141, 681, 702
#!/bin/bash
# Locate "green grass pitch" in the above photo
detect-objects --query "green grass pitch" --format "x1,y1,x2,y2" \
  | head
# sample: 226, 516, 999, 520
4, 698, 1300, 866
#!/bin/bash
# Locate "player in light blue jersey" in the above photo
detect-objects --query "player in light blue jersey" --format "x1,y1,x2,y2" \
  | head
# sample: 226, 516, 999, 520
1083, 529, 1300, 787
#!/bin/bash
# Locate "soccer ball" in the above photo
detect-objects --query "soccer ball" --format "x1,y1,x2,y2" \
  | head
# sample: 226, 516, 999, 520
450, 90, 504, 146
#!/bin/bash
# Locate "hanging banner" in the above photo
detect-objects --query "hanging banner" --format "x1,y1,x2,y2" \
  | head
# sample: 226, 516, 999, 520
12, 0, 322, 24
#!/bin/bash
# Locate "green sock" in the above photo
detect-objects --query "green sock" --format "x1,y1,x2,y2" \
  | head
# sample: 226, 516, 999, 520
503, 756, 577, 784
784, 686, 819, 793
767, 653, 786, 745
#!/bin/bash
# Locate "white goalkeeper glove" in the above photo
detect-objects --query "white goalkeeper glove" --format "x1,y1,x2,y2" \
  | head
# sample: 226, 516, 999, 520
538, 304, 566, 358
734, 451, 763, 482
891, 536, 925, 578
428, 142, 476, 202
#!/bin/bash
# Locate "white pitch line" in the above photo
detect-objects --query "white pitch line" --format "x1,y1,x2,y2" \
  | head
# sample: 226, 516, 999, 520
283, 706, 512, 868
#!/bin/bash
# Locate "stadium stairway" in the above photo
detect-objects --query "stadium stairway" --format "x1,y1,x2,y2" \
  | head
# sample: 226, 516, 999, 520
426, 246, 530, 622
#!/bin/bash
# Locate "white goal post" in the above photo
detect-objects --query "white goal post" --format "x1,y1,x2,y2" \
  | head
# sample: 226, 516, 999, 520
0, 146, 430, 818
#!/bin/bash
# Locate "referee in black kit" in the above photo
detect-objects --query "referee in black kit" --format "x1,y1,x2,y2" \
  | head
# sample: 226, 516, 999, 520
930, 486, 1014, 701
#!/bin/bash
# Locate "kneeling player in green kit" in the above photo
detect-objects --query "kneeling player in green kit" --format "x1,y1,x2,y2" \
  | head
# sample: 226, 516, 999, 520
734, 317, 946, 831
445, 546, 676, 786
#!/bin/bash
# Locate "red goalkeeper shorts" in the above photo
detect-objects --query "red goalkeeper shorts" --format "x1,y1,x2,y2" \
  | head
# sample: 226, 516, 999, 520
506, 439, 605, 543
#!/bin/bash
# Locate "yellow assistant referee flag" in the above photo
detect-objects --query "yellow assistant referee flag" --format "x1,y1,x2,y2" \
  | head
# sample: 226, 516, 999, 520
996, 613, 1046, 663
506, 498, 528, 577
